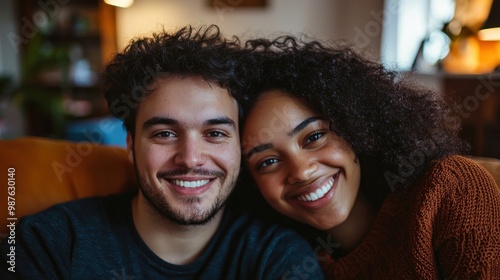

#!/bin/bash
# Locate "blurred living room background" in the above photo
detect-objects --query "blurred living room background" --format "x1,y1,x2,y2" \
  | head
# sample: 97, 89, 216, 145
0, 0, 499, 158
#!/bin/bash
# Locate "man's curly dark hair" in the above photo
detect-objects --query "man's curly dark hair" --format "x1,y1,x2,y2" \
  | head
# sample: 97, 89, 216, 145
101, 25, 253, 136
243, 36, 469, 205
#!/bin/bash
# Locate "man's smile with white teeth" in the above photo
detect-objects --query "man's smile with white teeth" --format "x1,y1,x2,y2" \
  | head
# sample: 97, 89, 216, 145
170, 179, 211, 188
296, 177, 335, 202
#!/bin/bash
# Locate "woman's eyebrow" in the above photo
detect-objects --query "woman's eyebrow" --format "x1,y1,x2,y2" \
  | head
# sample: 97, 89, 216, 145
287, 117, 322, 136
245, 143, 273, 160
245, 117, 323, 160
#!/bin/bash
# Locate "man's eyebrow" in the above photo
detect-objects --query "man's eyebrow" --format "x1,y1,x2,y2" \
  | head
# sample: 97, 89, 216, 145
245, 143, 273, 160
142, 116, 236, 130
143, 117, 178, 129
288, 117, 322, 137
204, 117, 236, 127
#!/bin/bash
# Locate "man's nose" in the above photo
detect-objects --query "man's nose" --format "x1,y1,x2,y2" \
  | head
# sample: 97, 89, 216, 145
174, 135, 207, 168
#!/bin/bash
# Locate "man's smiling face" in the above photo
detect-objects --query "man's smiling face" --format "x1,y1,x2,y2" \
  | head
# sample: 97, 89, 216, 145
128, 75, 241, 225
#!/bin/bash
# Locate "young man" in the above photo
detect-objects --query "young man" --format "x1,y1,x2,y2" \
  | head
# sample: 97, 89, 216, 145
0, 26, 324, 279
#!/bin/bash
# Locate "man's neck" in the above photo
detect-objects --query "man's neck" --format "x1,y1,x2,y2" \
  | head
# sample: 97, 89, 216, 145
132, 194, 224, 265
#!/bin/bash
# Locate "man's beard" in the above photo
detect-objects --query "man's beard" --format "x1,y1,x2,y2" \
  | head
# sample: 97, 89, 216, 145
139, 176, 229, 226
133, 159, 237, 226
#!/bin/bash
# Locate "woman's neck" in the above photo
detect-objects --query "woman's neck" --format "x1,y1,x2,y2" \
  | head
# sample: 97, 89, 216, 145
325, 193, 377, 254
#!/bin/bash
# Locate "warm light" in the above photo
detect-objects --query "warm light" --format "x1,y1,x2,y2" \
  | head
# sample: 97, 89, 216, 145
478, 27, 500, 41
104, 0, 133, 8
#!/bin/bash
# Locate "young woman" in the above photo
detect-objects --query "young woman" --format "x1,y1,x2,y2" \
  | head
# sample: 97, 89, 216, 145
241, 37, 500, 279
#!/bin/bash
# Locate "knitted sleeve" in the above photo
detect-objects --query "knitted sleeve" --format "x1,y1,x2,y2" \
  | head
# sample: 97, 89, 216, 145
430, 156, 500, 279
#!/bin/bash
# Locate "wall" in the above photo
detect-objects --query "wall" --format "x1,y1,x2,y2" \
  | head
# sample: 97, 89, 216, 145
116, 0, 384, 59
0, 0, 385, 84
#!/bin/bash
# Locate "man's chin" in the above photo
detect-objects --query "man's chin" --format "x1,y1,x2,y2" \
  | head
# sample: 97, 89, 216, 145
161, 203, 226, 226
172, 213, 218, 226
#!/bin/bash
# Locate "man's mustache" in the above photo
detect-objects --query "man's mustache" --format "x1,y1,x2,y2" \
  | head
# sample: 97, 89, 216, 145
157, 169, 225, 179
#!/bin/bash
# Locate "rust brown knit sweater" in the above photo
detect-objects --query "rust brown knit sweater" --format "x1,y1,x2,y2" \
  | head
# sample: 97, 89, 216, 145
322, 155, 500, 279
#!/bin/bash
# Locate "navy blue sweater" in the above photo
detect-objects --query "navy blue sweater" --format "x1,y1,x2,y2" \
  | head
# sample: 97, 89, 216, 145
1, 192, 323, 279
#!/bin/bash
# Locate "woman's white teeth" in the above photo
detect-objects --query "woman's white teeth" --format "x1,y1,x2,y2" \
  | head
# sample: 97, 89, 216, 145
173, 179, 209, 188
297, 178, 334, 202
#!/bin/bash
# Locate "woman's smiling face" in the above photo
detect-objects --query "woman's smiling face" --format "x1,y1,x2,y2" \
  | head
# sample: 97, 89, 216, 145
242, 90, 361, 230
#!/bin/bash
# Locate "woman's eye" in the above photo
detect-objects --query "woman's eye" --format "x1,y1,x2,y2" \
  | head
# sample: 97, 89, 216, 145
305, 130, 326, 145
258, 158, 279, 170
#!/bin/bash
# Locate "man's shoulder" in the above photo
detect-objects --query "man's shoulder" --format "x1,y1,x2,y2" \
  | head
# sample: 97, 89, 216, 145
20, 191, 134, 230
223, 208, 299, 237
213, 209, 324, 279
224, 190, 307, 240
0, 192, 137, 279
220, 208, 316, 255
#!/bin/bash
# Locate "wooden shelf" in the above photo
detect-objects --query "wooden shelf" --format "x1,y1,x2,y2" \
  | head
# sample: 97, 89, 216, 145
442, 73, 500, 158
413, 72, 500, 158
17, 0, 117, 137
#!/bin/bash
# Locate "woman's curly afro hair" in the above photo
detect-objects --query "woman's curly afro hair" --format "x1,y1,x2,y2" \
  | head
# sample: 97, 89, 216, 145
243, 36, 469, 204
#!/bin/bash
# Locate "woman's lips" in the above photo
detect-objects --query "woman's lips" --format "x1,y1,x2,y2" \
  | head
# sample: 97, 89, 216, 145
296, 177, 335, 202
292, 173, 340, 209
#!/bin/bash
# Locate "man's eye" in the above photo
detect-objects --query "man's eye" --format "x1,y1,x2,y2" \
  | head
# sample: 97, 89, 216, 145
258, 158, 279, 170
155, 131, 175, 138
207, 130, 227, 138
305, 130, 326, 145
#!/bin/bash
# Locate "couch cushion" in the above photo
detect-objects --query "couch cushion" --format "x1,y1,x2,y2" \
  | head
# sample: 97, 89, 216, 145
0, 137, 136, 239
471, 156, 500, 187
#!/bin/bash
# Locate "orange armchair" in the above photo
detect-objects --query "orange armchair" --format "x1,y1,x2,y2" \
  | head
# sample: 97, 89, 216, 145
471, 156, 500, 187
0, 137, 136, 240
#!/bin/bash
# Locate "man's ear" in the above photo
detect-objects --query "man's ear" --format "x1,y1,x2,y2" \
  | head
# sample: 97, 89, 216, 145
126, 132, 134, 163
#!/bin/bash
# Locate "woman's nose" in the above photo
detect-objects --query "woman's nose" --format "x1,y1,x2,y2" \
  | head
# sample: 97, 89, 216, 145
287, 155, 318, 185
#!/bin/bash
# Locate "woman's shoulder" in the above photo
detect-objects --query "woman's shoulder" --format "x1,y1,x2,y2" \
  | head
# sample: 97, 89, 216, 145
425, 155, 496, 186
412, 155, 499, 205
431, 154, 482, 169
414, 156, 500, 276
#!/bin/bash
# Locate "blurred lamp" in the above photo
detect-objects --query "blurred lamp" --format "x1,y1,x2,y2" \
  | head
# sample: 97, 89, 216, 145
104, 0, 134, 8
478, 0, 500, 41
